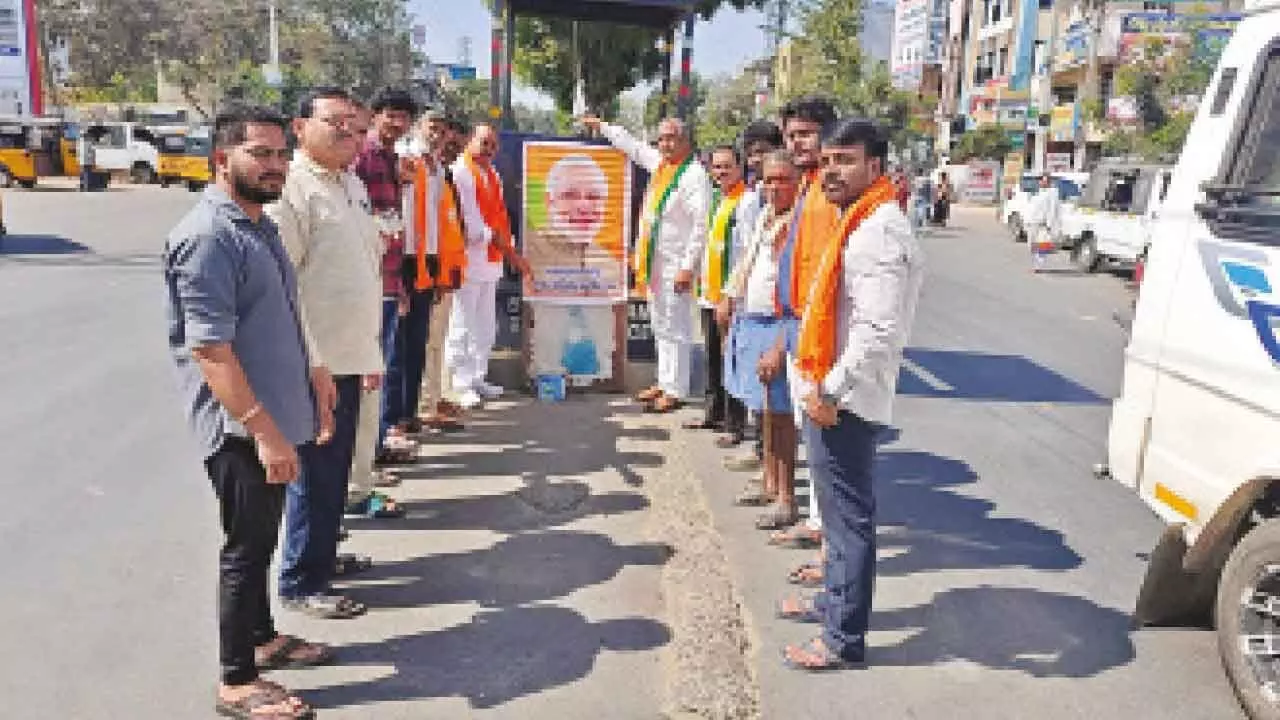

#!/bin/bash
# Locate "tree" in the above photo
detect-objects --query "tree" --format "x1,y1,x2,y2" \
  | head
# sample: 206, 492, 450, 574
503, 0, 769, 117
779, 0, 881, 115
952, 124, 1013, 161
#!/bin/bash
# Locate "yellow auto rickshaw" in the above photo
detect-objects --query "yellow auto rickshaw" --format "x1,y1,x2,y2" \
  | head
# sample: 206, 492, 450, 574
0, 122, 38, 188
179, 132, 211, 192
154, 129, 189, 188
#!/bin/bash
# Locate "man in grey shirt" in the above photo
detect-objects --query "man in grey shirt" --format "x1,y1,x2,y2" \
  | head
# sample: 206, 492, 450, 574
163, 104, 334, 719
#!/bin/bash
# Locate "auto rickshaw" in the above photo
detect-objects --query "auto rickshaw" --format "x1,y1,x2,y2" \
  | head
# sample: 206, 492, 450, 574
154, 129, 188, 188
0, 121, 39, 188
179, 131, 211, 192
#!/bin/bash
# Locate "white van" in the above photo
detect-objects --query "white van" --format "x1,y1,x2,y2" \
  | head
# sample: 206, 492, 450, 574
1062, 163, 1172, 271
1105, 2, 1280, 716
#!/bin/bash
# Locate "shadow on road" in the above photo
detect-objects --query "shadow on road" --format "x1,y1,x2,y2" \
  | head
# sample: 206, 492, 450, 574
0, 233, 89, 255
392, 481, 650, 534
344, 530, 671, 610
871, 586, 1134, 677
876, 450, 1083, 576
304, 604, 671, 711
899, 347, 1106, 403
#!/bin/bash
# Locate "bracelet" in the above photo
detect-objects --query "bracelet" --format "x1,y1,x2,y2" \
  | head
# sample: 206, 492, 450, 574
236, 402, 263, 426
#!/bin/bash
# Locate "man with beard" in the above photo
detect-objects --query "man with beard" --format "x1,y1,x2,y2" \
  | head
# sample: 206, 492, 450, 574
777, 118, 923, 671
267, 87, 384, 619
584, 115, 711, 413
163, 104, 329, 719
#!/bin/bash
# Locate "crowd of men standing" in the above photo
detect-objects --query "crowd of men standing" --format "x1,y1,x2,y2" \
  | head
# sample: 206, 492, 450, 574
162, 87, 923, 717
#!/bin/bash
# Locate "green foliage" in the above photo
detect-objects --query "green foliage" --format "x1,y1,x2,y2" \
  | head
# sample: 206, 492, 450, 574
501, 0, 768, 116
952, 124, 1013, 161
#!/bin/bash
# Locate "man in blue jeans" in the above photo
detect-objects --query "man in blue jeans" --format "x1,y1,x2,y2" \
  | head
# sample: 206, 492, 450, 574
268, 88, 386, 620
777, 118, 924, 670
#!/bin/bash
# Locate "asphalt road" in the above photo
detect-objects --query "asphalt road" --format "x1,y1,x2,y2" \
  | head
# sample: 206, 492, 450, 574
688, 205, 1247, 719
0, 186, 1246, 719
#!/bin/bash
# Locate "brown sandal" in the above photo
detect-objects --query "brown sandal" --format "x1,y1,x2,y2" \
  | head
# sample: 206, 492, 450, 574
768, 524, 823, 549
635, 385, 663, 402
756, 502, 799, 530
216, 681, 315, 719
644, 395, 683, 414
255, 635, 333, 671
787, 560, 824, 587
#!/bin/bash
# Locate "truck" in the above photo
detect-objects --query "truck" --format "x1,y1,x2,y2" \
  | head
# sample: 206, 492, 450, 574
1060, 162, 1172, 272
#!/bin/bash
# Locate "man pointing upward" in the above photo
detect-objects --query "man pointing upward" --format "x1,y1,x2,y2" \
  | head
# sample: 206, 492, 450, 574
584, 114, 711, 413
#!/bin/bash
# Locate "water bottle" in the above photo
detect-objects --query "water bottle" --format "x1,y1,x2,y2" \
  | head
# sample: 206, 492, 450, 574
561, 306, 600, 376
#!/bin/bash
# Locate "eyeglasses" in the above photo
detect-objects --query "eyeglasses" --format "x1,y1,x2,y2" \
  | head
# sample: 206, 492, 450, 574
242, 147, 292, 161
315, 114, 360, 131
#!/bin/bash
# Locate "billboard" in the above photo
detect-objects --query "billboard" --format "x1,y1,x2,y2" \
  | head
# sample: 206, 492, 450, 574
892, 0, 929, 90
521, 141, 632, 303
0, 0, 39, 116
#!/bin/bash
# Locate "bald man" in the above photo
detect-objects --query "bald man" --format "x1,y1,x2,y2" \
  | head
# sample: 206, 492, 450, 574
446, 124, 529, 409
585, 115, 710, 412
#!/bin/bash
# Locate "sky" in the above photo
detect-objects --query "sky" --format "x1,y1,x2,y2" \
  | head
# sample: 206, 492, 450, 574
406, 0, 771, 108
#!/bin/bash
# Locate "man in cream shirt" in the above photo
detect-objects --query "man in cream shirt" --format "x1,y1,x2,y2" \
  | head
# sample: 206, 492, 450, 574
267, 87, 384, 620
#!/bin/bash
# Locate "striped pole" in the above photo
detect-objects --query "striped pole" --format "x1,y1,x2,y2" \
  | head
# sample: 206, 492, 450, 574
676, 13, 695, 122
489, 0, 504, 124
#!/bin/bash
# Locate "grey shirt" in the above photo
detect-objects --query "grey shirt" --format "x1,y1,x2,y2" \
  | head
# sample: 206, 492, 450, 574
163, 186, 317, 458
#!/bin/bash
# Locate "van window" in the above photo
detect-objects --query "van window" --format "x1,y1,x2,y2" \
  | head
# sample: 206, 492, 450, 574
1020, 175, 1040, 193
1057, 178, 1082, 200
1227, 47, 1280, 194
1103, 171, 1139, 212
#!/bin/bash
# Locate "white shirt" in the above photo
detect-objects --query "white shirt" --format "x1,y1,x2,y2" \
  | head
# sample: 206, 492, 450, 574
804, 203, 923, 426
401, 160, 444, 255
1026, 184, 1062, 233
267, 152, 385, 376
600, 122, 711, 279
451, 156, 505, 283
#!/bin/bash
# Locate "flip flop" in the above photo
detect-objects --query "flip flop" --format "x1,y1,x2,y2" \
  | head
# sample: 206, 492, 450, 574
787, 560, 824, 587
781, 637, 860, 672
281, 594, 367, 620
768, 524, 823, 549
255, 635, 333, 671
756, 503, 799, 530
775, 593, 824, 624
215, 684, 315, 719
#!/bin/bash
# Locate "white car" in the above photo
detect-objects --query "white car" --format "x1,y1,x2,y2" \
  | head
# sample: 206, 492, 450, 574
1104, 1, 1280, 715
1000, 172, 1088, 242
1060, 163, 1172, 272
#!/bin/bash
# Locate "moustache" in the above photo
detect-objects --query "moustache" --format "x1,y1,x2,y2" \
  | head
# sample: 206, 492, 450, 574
261, 173, 285, 183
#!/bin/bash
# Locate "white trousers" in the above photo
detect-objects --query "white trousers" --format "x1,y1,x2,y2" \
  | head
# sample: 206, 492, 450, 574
348, 387, 379, 504
425, 292, 454, 409
648, 267, 694, 399
445, 279, 498, 392
787, 353, 824, 531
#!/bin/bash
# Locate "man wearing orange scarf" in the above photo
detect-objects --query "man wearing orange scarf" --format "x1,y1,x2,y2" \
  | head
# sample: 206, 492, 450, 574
777, 119, 923, 671
446, 124, 530, 409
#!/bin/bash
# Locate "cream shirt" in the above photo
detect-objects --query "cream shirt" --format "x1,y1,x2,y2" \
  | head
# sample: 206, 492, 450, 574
267, 152, 385, 376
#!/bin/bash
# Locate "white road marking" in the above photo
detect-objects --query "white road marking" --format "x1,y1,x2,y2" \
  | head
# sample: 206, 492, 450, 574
902, 357, 955, 393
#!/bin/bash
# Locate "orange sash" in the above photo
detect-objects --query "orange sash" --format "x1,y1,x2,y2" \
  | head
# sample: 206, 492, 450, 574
787, 172, 840, 315
411, 159, 467, 290
463, 153, 513, 263
795, 175, 898, 384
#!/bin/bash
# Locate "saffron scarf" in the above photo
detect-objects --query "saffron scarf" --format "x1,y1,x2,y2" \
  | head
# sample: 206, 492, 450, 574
795, 175, 899, 384
633, 154, 693, 295
463, 152, 513, 263
786, 172, 841, 315
699, 180, 745, 304
411, 159, 467, 290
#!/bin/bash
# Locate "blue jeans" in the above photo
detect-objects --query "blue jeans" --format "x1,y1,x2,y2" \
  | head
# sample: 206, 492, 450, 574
378, 288, 433, 450
806, 411, 881, 661
279, 375, 361, 599
377, 298, 401, 453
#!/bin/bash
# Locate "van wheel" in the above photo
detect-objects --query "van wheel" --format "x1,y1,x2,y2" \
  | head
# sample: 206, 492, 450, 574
1073, 236, 1101, 273
16, 178, 34, 189
1009, 213, 1027, 242
1217, 519, 1280, 720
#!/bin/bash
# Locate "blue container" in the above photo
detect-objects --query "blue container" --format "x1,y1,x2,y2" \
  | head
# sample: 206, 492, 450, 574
536, 373, 567, 402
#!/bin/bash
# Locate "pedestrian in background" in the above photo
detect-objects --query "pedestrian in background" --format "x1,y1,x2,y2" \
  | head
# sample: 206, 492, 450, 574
780, 118, 923, 671
163, 103, 330, 719
268, 87, 383, 619
1026, 173, 1062, 273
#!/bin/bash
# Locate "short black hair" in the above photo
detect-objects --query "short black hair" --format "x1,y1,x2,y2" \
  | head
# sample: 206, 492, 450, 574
297, 86, 351, 119
447, 116, 468, 135
709, 144, 741, 164
213, 103, 287, 151
781, 96, 837, 129
370, 86, 418, 116
822, 118, 888, 168
741, 120, 783, 149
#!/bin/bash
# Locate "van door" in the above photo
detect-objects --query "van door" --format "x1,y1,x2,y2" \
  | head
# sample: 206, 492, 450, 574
1140, 37, 1280, 532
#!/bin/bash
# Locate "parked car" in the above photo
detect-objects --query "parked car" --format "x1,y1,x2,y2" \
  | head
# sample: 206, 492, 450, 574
1104, 1, 1280, 716
1060, 162, 1172, 272
999, 171, 1088, 242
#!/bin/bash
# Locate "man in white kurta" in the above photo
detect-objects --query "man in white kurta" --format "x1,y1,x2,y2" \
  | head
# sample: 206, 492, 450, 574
587, 116, 711, 412
446, 124, 529, 409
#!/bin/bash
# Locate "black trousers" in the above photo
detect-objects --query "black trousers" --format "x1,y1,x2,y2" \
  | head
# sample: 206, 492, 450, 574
701, 308, 730, 426
205, 436, 286, 685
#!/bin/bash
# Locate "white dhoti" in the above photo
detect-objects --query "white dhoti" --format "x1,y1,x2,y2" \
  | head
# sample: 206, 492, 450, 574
649, 262, 694, 400
445, 278, 498, 392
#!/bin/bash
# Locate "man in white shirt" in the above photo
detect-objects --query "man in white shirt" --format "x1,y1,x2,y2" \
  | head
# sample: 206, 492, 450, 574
446, 123, 530, 409
1026, 173, 1062, 273
584, 115, 711, 413
779, 118, 923, 671
267, 87, 383, 620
